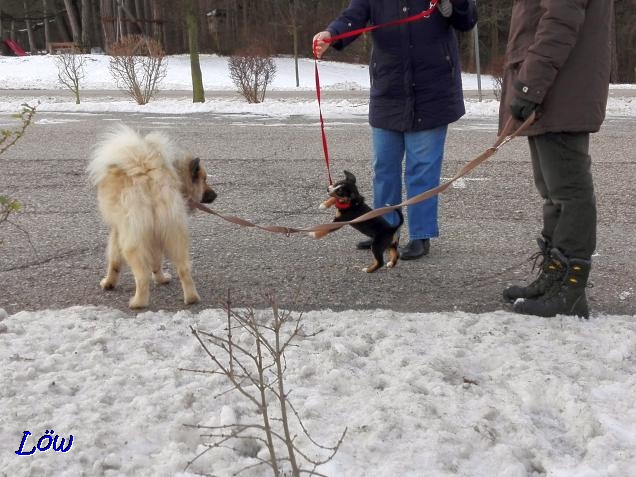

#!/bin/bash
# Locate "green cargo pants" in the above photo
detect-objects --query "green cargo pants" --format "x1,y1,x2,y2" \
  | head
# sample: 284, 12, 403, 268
528, 132, 596, 260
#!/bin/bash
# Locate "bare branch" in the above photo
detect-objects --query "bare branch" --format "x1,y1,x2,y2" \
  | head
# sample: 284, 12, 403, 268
0, 104, 37, 155
186, 290, 345, 477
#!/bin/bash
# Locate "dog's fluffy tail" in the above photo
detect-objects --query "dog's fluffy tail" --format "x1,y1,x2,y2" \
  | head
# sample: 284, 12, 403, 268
88, 125, 188, 254
87, 124, 178, 186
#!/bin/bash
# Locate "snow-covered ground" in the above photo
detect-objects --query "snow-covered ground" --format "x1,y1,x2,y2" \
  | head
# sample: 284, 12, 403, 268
1, 54, 635, 477
0, 54, 634, 117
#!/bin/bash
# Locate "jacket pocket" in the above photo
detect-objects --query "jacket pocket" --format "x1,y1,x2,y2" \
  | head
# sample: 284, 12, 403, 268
369, 52, 397, 97
442, 41, 455, 83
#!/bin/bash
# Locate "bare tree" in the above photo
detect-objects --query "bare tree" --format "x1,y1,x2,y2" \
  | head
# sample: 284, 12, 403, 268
55, 51, 87, 104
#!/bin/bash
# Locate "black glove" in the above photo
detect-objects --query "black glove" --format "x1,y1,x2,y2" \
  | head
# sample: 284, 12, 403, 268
510, 95, 539, 121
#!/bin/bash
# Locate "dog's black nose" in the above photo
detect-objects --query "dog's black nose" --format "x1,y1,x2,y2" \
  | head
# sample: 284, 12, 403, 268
202, 189, 217, 203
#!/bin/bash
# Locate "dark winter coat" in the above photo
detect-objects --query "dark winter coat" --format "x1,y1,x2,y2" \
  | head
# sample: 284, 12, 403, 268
326, 0, 477, 132
499, 0, 612, 136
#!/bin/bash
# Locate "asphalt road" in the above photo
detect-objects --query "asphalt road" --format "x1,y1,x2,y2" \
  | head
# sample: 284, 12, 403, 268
1, 92, 635, 316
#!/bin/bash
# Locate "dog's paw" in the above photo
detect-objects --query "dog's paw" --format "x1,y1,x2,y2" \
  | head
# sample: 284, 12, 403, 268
386, 261, 395, 268
153, 271, 172, 285
307, 231, 317, 239
100, 278, 116, 290
363, 263, 381, 273
129, 296, 149, 309
184, 291, 201, 305
319, 203, 327, 210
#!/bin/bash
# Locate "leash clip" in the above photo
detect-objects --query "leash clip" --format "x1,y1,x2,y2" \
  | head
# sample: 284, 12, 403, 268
422, 0, 438, 18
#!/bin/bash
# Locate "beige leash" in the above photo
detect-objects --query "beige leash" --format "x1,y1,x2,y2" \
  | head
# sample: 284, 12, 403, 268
190, 113, 536, 235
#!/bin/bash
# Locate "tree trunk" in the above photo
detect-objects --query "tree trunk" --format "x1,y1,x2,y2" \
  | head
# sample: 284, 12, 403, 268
134, 0, 145, 34
151, 0, 162, 42
187, 0, 205, 103
24, 1, 37, 53
54, 11, 71, 42
100, 0, 115, 48
63, 0, 82, 44
143, 0, 151, 36
81, 0, 91, 49
490, 0, 499, 69
90, 0, 101, 49
291, 2, 299, 88
42, 0, 52, 51
464, 28, 475, 72
241, 0, 248, 42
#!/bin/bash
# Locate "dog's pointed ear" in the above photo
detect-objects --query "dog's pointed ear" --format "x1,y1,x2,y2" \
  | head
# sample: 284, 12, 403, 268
343, 170, 356, 184
190, 157, 201, 181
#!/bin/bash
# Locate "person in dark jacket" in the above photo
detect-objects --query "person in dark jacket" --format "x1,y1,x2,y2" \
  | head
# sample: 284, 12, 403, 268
313, 0, 477, 259
500, 0, 612, 318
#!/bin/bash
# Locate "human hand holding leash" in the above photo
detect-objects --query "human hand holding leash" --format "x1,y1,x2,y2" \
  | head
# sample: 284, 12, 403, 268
313, 31, 332, 58
510, 96, 540, 121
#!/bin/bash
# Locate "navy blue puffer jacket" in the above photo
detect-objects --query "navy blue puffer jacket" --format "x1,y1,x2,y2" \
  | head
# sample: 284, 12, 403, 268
327, 0, 477, 132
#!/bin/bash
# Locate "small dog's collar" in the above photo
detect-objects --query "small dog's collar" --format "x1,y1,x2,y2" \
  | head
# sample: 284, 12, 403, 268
334, 200, 351, 210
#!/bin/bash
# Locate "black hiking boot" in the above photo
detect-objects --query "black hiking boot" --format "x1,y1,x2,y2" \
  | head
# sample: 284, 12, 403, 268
503, 237, 558, 303
513, 248, 591, 319
399, 239, 430, 260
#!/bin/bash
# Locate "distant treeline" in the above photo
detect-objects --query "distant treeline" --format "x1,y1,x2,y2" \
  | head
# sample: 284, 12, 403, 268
1, 0, 635, 83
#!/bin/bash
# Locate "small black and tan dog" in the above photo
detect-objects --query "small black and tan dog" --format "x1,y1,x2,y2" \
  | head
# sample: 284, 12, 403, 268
310, 170, 404, 273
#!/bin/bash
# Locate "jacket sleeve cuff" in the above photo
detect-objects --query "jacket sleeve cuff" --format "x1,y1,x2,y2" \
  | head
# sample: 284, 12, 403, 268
450, 0, 471, 14
513, 79, 543, 104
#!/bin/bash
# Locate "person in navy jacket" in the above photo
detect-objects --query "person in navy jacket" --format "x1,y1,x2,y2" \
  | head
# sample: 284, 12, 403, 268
313, 0, 477, 259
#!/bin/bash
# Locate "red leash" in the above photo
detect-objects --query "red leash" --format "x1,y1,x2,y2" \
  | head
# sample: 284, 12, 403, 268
313, 0, 440, 185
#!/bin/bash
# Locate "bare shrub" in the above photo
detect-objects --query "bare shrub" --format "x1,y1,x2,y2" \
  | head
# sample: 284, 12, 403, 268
55, 52, 86, 104
1, 104, 36, 242
228, 46, 277, 103
183, 291, 346, 477
490, 55, 506, 101
108, 35, 167, 105
0, 104, 35, 155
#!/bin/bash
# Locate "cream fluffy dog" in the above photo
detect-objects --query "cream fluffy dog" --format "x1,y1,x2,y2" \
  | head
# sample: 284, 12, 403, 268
88, 125, 216, 308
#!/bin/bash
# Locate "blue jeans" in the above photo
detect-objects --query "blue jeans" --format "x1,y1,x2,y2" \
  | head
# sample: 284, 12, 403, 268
372, 125, 448, 240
